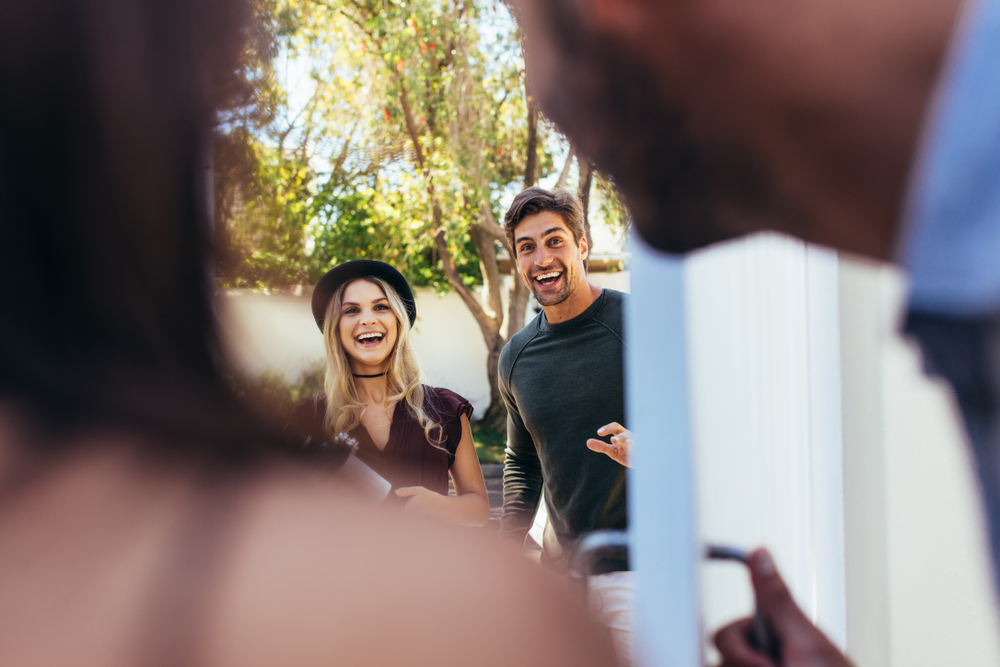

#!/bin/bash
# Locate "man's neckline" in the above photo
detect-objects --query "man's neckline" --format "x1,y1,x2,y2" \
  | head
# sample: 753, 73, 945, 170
539, 288, 607, 332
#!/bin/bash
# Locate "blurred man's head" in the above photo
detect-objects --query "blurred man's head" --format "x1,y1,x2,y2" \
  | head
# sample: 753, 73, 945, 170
505, 187, 589, 307
508, 0, 961, 260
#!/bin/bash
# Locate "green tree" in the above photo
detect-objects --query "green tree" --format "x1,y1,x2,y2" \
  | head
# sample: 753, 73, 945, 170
314, 0, 548, 427
214, 0, 628, 428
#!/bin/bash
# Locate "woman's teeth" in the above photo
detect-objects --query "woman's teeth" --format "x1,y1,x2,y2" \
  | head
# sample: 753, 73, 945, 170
357, 332, 384, 345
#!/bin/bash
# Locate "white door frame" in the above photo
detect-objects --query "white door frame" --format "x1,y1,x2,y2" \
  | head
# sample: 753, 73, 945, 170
627, 234, 845, 666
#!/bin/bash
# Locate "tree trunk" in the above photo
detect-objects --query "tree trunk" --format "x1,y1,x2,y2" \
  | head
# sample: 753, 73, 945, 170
523, 95, 539, 188
503, 96, 540, 341
465, 223, 509, 431
577, 155, 594, 251
468, 222, 503, 324
480, 331, 508, 432
505, 277, 530, 337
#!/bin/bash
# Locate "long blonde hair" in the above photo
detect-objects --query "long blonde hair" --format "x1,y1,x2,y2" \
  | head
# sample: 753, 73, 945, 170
322, 276, 443, 446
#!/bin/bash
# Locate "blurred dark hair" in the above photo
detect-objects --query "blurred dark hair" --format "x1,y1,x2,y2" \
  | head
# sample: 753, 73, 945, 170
504, 187, 589, 270
0, 0, 272, 455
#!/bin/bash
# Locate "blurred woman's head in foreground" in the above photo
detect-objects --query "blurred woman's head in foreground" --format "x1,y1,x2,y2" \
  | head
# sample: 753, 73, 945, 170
0, 0, 264, 452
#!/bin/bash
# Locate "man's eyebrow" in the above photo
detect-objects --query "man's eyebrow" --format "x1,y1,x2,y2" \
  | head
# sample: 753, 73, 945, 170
515, 227, 567, 245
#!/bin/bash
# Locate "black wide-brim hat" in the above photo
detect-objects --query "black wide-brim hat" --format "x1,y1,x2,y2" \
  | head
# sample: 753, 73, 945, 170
311, 260, 417, 332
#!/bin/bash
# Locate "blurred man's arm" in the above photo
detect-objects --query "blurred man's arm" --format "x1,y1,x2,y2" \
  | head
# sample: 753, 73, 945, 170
499, 383, 543, 546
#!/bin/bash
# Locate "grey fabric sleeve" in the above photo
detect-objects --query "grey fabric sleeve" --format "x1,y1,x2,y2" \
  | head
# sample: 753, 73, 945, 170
498, 361, 543, 545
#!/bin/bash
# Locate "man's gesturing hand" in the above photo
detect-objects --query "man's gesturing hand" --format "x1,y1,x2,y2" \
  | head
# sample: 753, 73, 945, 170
714, 549, 855, 667
586, 422, 633, 467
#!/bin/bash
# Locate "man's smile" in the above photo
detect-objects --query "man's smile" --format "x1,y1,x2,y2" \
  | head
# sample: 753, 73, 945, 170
533, 270, 563, 287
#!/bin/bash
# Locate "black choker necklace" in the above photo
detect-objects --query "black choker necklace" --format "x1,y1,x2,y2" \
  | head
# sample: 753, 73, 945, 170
353, 371, 388, 378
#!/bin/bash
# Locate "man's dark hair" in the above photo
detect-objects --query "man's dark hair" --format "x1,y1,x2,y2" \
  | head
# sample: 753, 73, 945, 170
503, 187, 588, 269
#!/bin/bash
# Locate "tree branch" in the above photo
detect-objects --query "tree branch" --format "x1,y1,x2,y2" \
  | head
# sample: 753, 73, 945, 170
523, 94, 539, 187
432, 217, 497, 337
555, 145, 575, 190
396, 70, 495, 335
397, 81, 426, 169
478, 202, 511, 252
469, 222, 504, 325
578, 155, 594, 249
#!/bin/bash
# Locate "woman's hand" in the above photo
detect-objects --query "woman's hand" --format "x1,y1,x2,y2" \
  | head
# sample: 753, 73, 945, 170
714, 549, 855, 667
394, 486, 447, 517
586, 422, 633, 467
395, 415, 491, 527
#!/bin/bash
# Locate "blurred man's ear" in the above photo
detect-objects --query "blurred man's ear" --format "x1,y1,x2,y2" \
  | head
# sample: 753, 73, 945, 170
579, 234, 590, 262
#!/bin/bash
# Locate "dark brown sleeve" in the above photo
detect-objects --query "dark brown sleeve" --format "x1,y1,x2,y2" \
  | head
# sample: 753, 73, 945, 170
423, 387, 473, 460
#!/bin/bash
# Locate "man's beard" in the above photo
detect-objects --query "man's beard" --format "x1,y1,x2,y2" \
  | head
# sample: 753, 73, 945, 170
529, 263, 579, 307
531, 1, 804, 255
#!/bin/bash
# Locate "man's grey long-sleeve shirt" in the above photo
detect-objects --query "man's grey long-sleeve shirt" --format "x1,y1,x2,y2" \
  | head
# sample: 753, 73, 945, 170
499, 288, 628, 570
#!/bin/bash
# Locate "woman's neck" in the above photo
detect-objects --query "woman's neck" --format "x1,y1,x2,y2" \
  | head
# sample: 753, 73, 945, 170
354, 375, 389, 405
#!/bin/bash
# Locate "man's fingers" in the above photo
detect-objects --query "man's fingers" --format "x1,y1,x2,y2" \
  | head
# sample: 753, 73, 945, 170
744, 549, 854, 666
748, 549, 813, 636
586, 438, 628, 466
714, 617, 776, 667
596, 422, 625, 436
586, 438, 615, 455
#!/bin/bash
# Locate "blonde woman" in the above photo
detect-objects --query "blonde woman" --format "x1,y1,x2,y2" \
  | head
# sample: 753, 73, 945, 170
289, 260, 491, 527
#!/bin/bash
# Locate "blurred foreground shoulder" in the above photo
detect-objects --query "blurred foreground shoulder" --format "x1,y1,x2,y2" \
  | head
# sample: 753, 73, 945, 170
206, 471, 618, 667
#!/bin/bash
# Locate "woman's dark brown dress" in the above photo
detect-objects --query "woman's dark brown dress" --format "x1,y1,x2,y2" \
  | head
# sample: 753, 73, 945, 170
287, 386, 473, 495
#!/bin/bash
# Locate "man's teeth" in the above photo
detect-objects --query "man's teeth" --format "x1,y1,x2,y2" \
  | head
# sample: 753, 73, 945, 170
535, 272, 560, 282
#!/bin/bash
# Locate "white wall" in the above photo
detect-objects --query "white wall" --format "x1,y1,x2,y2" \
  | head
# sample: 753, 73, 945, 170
217, 289, 325, 382
589, 270, 631, 293
217, 270, 630, 420
839, 258, 1000, 667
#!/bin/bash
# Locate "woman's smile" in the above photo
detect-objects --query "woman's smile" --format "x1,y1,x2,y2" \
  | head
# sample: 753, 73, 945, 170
355, 331, 386, 346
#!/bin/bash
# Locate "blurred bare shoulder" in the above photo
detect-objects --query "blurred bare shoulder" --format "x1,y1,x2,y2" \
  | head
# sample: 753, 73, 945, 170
206, 473, 617, 667
0, 405, 614, 667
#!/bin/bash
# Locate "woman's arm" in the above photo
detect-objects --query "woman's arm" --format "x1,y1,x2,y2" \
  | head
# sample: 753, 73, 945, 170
394, 415, 491, 527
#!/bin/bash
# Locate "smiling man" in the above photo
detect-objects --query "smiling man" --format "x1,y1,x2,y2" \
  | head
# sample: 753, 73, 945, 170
499, 186, 632, 662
